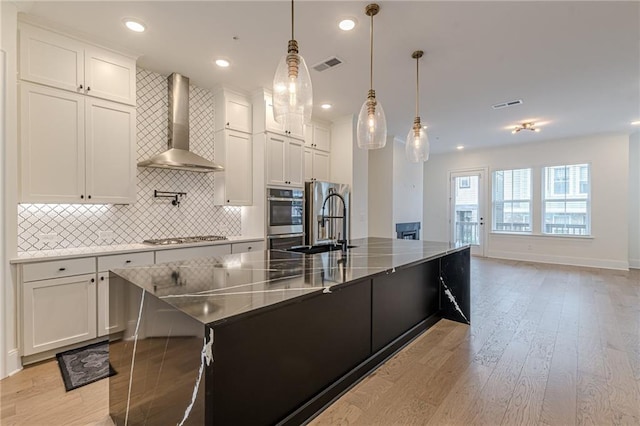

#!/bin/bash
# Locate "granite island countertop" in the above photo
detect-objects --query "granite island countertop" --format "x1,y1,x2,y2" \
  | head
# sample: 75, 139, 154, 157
111, 237, 468, 326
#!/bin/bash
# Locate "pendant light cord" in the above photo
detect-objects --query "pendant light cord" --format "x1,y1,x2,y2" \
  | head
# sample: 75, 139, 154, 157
415, 56, 419, 117
291, 0, 294, 40
370, 12, 374, 91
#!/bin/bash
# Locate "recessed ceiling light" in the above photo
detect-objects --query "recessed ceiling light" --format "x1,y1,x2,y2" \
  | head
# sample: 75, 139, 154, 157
632, 120, 640, 125
123, 19, 145, 33
338, 18, 356, 31
320, 103, 332, 110
456, 145, 464, 150
215, 59, 230, 68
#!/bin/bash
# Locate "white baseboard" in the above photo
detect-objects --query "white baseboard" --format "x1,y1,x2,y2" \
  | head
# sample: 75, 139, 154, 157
630, 258, 640, 269
487, 250, 630, 271
6, 349, 22, 377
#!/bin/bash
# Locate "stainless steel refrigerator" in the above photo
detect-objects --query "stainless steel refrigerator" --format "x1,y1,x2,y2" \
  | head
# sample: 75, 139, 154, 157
305, 181, 350, 246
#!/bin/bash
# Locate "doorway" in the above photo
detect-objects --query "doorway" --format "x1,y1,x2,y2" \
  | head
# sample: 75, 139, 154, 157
450, 169, 486, 256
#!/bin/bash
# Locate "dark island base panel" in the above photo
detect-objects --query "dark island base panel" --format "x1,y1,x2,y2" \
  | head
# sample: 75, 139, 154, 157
109, 247, 471, 425
109, 280, 207, 426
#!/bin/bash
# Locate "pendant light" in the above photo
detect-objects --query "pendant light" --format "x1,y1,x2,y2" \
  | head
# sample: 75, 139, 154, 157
357, 3, 387, 149
272, 0, 313, 128
405, 50, 429, 162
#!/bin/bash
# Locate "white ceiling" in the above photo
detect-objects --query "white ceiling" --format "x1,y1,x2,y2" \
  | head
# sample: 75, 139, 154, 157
17, 1, 640, 154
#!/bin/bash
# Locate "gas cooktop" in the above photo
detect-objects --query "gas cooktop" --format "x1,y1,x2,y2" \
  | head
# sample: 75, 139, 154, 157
143, 235, 228, 245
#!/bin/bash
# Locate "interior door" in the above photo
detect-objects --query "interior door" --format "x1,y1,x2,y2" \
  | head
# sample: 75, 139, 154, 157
450, 169, 486, 256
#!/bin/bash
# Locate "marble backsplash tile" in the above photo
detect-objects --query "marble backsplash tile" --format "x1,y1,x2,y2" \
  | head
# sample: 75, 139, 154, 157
17, 68, 241, 251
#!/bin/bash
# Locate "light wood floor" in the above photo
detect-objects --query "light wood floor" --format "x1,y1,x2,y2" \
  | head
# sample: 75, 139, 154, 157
2, 258, 639, 426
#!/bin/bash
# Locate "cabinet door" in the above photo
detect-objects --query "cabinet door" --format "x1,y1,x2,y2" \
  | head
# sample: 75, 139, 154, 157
20, 83, 85, 203
313, 123, 331, 152
23, 273, 97, 355
84, 46, 136, 105
265, 95, 286, 135
313, 150, 330, 182
225, 92, 252, 133
304, 148, 313, 181
19, 24, 84, 93
85, 98, 136, 204
287, 138, 305, 187
266, 134, 287, 186
97, 272, 125, 337
225, 131, 253, 205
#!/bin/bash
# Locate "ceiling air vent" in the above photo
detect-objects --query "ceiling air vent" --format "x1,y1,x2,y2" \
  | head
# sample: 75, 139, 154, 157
312, 56, 344, 72
492, 99, 523, 110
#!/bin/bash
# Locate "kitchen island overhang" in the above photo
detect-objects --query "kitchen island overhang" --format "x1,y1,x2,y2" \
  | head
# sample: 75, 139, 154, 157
108, 238, 470, 425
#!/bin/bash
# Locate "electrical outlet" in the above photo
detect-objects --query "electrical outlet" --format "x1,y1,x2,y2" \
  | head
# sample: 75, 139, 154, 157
37, 233, 58, 243
98, 231, 116, 240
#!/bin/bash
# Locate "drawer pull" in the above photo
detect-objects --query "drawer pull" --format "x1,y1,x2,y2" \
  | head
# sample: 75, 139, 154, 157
100, 276, 105, 281
58, 267, 66, 271
90, 278, 95, 283
248, 246, 252, 250
125, 260, 132, 264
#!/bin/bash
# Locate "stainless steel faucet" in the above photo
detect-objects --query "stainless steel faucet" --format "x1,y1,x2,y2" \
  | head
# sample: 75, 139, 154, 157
320, 192, 348, 252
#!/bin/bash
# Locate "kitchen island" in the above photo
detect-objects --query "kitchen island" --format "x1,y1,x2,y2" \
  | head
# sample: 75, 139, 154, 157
108, 237, 470, 425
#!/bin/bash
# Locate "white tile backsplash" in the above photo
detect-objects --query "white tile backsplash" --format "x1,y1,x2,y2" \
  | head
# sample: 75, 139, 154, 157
17, 68, 241, 251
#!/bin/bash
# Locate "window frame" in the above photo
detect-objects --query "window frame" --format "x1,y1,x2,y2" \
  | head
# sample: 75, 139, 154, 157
491, 168, 533, 234
541, 163, 591, 236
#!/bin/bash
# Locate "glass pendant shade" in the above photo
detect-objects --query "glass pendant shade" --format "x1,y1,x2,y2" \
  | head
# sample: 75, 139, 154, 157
357, 96, 387, 149
272, 51, 313, 126
405, 122, 430, 162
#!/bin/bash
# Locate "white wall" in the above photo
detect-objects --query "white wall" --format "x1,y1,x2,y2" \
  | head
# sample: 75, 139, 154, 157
330, 115, 368, 239
2, 1, 21, 378
630, 131, 640, 268
368, 137, 424, 238
392, 138, 423, 235
368, 136, 394, 238
423, 133, 630, 270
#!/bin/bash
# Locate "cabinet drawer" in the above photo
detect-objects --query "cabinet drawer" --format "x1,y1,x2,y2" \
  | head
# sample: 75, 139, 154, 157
22, 257, 95, 282
155, 244, 231, 264
98, 251, 154, 272
231, 241, 265, 254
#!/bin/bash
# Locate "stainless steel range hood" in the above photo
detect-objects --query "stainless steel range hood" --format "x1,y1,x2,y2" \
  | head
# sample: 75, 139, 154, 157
137, 73, 224, 173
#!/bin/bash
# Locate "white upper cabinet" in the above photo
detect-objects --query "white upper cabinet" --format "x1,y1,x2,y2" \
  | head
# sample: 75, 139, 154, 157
20, 82, 137, 204
214, 129, 253, 206
266, 133, 304, 187
305, 148, 330, 182
20, 83, 85, 203
304, 121, 331, 152
19, 23, 136, 106
85, 98, 136, 204
214, 89, 252, 133
252, 89, 304, 139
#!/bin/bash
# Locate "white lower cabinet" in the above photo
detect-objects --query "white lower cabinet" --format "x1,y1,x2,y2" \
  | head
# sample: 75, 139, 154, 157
155, 244, 232, 263
22, 273, 97, 356
231, 240, 265, 254
97, 272, 125, 337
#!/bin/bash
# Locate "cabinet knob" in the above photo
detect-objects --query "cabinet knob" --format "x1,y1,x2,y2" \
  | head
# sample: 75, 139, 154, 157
248, 246, 252, 250
90, 278, 95, 283
125, 260, 131, 264
226, 122, 230, 126
58, 267, 66, 271
79, 84, 83, 90
227, 199, 230, 203
86, 86, 91, 92
88, 195, 92, 199
80, 195, 84, 199
100, 276, 105, 281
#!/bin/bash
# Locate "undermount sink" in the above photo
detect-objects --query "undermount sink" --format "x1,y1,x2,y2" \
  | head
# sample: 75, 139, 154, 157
287, 244, 358, 255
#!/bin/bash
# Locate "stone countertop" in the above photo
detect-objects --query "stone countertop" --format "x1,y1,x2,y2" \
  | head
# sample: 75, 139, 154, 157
10, 236, 264, 264
111, 237, 468, 326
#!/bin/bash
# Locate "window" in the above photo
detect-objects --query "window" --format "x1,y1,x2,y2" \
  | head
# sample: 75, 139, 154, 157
492, 168, 532, 232
543, 164, 590, 235
458, 177, 470, 189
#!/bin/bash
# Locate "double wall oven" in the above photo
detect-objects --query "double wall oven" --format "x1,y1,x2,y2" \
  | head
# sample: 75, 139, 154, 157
266, 188, 305, 250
